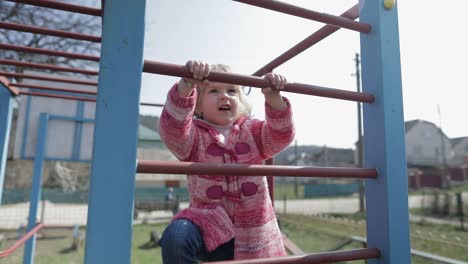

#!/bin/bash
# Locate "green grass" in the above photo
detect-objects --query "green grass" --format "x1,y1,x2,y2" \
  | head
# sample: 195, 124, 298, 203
2, 214, 467, 263
274, 183, 304, 200
275, 182, 468, 200
131, 223, 165, 264
0, 224, 167, 264
280, 213, 468, 264
408, 183, 468, 196
447, 184, 468, 193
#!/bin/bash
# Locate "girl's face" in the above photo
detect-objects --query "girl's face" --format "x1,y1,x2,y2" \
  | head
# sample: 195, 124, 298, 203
197, 82, 241, 126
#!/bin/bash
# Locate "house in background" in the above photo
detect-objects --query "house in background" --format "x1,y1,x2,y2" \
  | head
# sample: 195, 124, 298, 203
404, 119, 457, 167
5, 111, 184, 189
136, 121, 185, 188
405, 119, 468, 188
275, 119, 468, 189
450, 137, 468, 165
274, 144, 355, 184
138, 123, 164, 149
2, 71, 184, 205
276, 145, 355, 168
277, 119, 466, 169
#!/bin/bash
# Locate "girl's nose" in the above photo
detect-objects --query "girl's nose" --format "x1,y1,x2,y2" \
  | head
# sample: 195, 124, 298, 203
220, 93, 229, 100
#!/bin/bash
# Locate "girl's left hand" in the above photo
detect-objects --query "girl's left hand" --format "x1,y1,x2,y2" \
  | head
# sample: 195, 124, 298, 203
262, 73, 287, 110
262, 73, 287, 97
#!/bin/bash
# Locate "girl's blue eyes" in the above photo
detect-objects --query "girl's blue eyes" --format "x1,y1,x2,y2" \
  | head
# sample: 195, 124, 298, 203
208, 89, 238, 95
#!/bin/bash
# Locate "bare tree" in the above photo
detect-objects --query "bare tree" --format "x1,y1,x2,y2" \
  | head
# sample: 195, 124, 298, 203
0, 1, 101, 76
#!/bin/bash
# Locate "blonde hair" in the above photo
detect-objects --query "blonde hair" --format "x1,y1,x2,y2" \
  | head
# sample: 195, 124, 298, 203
195, 64, 252, 117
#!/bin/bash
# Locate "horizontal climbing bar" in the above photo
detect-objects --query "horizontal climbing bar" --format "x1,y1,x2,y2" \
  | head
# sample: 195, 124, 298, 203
233, 0, 370, 33
0, 22, 101, 42
143, 60, 374, 103
4, 0, 102, 16
11, 83, 96, 95
0, 71, 98, 86
0, 43, 100, 62
0, 59, 99, 75
207, 248, 380, 264
137, 160, 377, 178
140, 102, 164, 107
253, 4, 359, 76
17, 91, 163, 107
0, 223, 44, 258
19, 91, 96, 102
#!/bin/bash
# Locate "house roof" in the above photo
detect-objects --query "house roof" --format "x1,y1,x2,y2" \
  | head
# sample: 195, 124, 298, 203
139, 124, 161, 141
451, 137, 468, 147
404, 119, 420, 133
405, 119, 450, 139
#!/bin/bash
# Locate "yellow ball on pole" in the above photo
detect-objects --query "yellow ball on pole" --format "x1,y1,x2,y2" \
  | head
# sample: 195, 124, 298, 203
384, 0, 395, 10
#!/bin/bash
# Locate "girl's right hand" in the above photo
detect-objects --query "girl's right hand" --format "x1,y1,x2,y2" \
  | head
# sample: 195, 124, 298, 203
178, 60, 211, 96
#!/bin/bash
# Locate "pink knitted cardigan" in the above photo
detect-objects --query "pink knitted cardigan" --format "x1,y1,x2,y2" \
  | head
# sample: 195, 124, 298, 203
159, 84, 295, 260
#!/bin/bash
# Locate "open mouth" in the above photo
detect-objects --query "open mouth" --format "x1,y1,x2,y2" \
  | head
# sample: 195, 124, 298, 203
219, 105, 231, 111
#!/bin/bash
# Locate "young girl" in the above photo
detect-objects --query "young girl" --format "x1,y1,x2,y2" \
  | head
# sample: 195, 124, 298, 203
158, 60, 295, 263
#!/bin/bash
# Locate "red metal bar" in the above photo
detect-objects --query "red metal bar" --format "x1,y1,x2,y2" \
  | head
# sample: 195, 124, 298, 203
207, 248, 380, 264
0, 59, 99, 75
19, 91, 96, 102
0, 71, 98, 86
11, 83, 97, 95
233, 0, 370, 33
0, 223, 44, 258
17, 91, 163, 107
137, 160, 377, 178
0, 43, 100, 62
253, 5, 359, 76
4, 0, 102, 16
143, 60, 374, 103
140, 102, 165, 107
0, 22, 101, 43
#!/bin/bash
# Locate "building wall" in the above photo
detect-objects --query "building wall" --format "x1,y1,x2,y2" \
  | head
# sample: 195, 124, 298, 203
5, 105, 183, 189
453, 139, 468, 155
13, 74, 96, 161
452, 138, 468, 165
405, 122, 454, 166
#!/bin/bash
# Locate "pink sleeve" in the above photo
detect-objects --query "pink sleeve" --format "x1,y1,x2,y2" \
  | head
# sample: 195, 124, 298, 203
251, 97, 295, 159
158, 83, 198, 161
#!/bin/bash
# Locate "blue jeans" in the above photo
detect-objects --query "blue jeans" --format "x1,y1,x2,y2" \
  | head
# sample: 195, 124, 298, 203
159, 219, 234, 264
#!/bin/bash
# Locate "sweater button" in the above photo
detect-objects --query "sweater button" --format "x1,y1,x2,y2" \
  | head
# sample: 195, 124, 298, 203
241, 182, 258, 196
206, 185, 223, 199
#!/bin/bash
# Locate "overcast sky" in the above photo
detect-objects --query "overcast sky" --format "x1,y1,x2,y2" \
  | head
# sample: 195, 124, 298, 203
138, 0, 468, 148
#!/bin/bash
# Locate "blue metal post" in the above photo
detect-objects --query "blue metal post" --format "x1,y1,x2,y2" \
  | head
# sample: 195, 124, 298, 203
72, 101, 84, 160
84, 0, 146, 263
20, 96, 32, 159
359, 0, 411, 263
0, 84, 14, 206
23, 113, 49, 264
